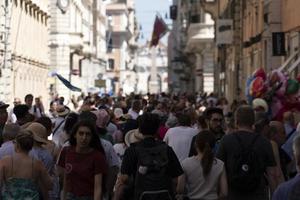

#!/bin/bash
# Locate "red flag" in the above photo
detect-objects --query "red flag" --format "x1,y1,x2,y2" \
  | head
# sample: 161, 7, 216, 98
150, 15, 168, 47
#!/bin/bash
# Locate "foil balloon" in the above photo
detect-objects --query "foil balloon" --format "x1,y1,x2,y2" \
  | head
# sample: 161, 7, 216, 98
246, 76, 255, 104
297, 74, 300, 83
250, 77, 267, 98
253, 68, 267, 81
286, 79, 300, 95
269, 70, 287, 97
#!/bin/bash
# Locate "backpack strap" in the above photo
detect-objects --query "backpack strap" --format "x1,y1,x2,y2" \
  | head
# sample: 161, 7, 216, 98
52, 119, 65, 136
286, 128, 296, 141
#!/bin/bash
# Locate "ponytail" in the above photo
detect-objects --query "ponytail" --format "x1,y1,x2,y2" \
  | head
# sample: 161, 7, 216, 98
195, 131, 215, 177
201, 142, 214, 177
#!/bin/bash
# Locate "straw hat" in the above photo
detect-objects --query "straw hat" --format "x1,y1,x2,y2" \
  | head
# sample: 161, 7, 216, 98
124, 129, 144, 146
25, 122, 48, 144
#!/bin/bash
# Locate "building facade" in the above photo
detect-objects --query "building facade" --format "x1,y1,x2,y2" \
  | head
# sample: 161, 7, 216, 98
105, 0, 138, 95
49, 0, 107, 101
281, 0, 300, 76
136, 42, 168, 94
168, 0, 187, 93
210, 0, 300, 102
0, 0, 50, 103
168, 0, 215, 94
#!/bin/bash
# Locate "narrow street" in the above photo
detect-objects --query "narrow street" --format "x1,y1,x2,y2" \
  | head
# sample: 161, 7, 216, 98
0, 0, 300, 200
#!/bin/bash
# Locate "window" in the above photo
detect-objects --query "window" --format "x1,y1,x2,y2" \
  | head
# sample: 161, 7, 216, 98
107, 37, 113, 53
189, 14, 200, 23
107, 59, 115, 71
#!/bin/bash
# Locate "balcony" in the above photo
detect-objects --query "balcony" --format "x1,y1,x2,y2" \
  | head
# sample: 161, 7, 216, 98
185, 23, 214, 52
68, 32, 84, 49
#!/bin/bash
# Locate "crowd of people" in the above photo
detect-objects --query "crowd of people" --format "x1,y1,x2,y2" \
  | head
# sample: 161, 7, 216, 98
0, 91, 299, 200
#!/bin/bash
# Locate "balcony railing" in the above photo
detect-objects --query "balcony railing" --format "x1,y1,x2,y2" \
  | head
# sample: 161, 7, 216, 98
187, 23, 214, 41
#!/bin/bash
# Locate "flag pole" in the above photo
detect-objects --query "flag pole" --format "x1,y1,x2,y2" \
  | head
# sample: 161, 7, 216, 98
149, 46, 158, 93
148, 14, 168, 93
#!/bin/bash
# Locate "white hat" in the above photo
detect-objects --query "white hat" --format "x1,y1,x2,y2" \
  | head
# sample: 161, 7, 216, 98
252, 98, 268, 112
124, 129, 143, 146
114, 108, 124, 119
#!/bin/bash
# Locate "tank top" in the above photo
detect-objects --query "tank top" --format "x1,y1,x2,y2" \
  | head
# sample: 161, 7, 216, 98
1, 157, 40, 200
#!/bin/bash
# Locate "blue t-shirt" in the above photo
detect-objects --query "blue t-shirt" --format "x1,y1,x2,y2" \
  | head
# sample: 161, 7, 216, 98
273, 174, 300, 200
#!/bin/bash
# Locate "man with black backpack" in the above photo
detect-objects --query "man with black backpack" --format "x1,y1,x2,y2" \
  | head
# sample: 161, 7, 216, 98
216, 105, 278, 200
115, 113, 183, 200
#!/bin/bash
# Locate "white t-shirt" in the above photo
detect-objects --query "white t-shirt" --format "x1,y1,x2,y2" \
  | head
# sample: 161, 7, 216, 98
101, 138, 120, 167
113, 143, 127, 165
29, 105, 42, 118
51, 117, 65, 145
163, 126, 198, 162
128, 109, 139, 120
182, 157, 224, 200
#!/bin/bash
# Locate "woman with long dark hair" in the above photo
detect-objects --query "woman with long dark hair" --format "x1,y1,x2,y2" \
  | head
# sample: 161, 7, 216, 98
57, 120, 107, 200
177, 131, 228, 200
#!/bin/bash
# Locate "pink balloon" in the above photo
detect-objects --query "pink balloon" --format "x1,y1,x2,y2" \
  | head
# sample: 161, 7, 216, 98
269, 70, 287, 97
271, 97, 283, 119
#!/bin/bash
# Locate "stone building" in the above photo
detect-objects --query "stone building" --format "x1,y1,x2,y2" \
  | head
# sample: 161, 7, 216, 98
49, 0, 107, 101
136, 41, 168, 94
168, 0, 215, 94
215, 0, 300, 101
105, 0, 138, 95
0, 0, 50, 103
281, 0, 300, 76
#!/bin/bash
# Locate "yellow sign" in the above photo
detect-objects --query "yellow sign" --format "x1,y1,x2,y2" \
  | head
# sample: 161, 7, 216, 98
95, 79, 106, 88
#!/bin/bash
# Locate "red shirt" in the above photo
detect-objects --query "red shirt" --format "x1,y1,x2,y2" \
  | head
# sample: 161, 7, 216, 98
58, 146, 107, 196
158, 125, 169, 140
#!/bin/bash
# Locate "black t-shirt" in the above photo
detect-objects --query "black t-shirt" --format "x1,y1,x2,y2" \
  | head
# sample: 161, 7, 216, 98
121, 137, 183, 199
216, 130, 276, 199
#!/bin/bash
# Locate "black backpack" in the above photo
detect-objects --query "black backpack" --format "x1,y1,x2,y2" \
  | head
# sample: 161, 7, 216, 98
134, 142, 172, 200
230, 134, 264, 193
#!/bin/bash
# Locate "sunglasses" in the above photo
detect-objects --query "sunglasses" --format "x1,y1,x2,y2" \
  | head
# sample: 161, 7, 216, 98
211, 118, 223, 122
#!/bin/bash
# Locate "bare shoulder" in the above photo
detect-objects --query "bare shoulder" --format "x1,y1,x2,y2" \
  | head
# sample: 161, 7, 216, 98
33, 159, 45, 171
0, 155, 12, 165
